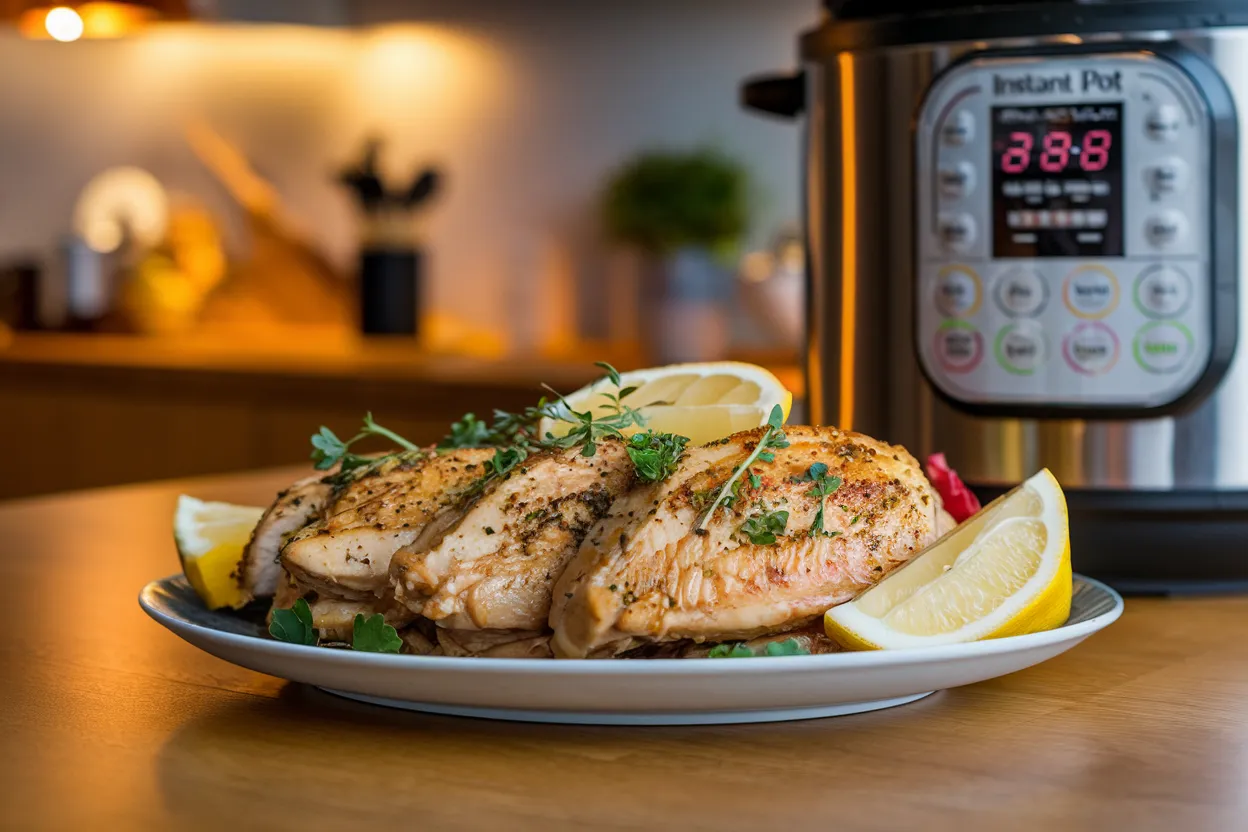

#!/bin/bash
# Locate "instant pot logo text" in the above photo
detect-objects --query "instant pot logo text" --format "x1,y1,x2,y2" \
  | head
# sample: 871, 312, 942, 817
993, 69, 1123, 96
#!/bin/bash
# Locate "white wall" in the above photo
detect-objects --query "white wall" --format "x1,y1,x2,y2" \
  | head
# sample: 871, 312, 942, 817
0, 0, 817, 338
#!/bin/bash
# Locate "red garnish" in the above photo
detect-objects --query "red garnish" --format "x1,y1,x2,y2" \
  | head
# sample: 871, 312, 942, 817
925, 453, 981, 523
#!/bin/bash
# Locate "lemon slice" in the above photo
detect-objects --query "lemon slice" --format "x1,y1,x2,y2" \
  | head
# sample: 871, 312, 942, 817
174, 495, 265, 610
824, 469, 1071, 650
541, 362, 793, 446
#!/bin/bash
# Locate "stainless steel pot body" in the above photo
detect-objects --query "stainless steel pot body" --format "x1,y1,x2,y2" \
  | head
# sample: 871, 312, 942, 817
801, 27, 1248, 496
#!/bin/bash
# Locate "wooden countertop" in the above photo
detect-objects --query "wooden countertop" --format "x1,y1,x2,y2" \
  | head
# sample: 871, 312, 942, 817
5, 469, 1246, 831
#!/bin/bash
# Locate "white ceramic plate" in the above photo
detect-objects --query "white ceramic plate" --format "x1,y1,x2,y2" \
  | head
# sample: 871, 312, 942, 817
140, 575, 1122, 725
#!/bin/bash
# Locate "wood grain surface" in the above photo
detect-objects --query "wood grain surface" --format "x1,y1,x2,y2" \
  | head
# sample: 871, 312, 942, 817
2, 468, 1246, 831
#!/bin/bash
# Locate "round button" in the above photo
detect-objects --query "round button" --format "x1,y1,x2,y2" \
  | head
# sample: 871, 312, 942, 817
934, 321, 983, 374
1063, 322, 1120, 376
937, 212, 977, 252
1134, 321, 1194, 374
942, 110, 974, 146
934, 266, 981, 318
994, 322, 1048, 376
1134, 265, 1192, 319
1145, 211, 1189, 249
938, 162, 976, 199
1144, 157, 1189, 197
995, 269, 1048, 318
1145, 104, 1182, 142
1063, 266, 1119, 319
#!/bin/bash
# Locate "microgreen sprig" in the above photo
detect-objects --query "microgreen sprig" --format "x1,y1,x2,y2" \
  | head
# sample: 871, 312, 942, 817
797, 462, 843, 538
695, 404, 789, 531
311, 413, 420, 473
707, 637, 809, 658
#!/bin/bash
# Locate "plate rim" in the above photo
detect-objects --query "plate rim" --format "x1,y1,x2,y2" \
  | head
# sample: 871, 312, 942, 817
139, 573, 1123, 674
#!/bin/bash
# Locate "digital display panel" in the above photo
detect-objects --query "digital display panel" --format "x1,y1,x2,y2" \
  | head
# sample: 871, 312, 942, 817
991, 103, 1123, 258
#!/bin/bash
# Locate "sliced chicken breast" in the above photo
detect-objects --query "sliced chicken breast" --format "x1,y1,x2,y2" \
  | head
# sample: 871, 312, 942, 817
550, 425, 953, 658
238, 475, 331, 602
391, 439, 635, 640
280, 448, 496, 600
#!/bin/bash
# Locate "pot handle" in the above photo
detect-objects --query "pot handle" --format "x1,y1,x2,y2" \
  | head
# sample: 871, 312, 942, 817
740, 71, 805, 119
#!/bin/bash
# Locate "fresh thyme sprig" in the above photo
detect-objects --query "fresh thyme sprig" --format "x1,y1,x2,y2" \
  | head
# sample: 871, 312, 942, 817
310, 413, 420, 473
797, 462, 843, 538
695, 404, 789, 532
539, 361, 647, 458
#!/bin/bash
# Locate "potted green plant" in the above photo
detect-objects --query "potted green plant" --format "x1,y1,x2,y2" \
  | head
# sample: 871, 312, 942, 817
602, 148, 749, 362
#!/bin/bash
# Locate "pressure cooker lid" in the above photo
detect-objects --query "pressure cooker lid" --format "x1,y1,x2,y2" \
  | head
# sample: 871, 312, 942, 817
807, 0, 1247, 51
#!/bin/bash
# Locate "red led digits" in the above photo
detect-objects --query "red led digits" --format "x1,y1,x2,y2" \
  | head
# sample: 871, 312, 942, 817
1002, 132, 1033, 174
1039, 130, 1073, 172
1080, 129, 1112, 172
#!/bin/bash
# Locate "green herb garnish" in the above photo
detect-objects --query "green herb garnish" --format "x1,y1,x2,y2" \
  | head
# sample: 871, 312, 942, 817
351, 613, 402, 653
739, 509, 789, 545
798, 462, 843, 538
269, 598, 318, 646
707, 642, 754, 658
311, 413, 420, 473
763, 638, 810, 657
707, 637, 810, 658
626, 431, 690, 482
695, 404, 789, 530
438, 413, 493, 449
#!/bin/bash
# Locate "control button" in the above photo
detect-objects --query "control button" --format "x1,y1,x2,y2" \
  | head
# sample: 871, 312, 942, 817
1063, 266, 1119, 319
1134, 321, 1194, 374
1086, 210, 1108, 229
1145, 104, 1182, 142
1145, 211, 1189, 248
937, 212, 977, 252
934, 266, 981, 318
1135, 266, 1193, 319
941, 110, 974, 146
994, 268, 1047, 318
1002, 181, 1024, 197
995, 322, 1047, 376
1063, 322, 1120, 376
1144, 157, 1189, 197
1043, 181, 1062, 198
1091, 181, 1111, 197
938, 162, 976, 199
934, 321, 983, 374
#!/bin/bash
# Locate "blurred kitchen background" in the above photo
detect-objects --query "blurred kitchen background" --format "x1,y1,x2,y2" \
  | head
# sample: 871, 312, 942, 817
0, 0, 815, 500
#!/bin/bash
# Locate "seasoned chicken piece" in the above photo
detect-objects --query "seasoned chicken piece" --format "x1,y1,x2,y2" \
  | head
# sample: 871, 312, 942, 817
281, 448, 496, 600
390, 439, 635, 643
238, 475, 332, 602
550, 425, 954, 658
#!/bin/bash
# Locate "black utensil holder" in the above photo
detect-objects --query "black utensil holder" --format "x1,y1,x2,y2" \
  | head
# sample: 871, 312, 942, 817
360, 247, 421, 336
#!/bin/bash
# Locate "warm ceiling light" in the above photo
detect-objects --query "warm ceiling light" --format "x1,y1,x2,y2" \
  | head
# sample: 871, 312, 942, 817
44, 5, 82, 41
14, 1, 188, 40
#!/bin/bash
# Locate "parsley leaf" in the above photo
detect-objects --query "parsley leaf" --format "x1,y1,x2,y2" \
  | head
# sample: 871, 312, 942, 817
626, 431, 690, 482
438, 413, 493, 449
798, 463, 843, 538
764, 638, 810, 657
351, 613, 402, 653
708, 642, 754, 658
707, 637, 811, 658
269, 598, 318, 646
739, 509, 789, 545
696, 404, 789, 530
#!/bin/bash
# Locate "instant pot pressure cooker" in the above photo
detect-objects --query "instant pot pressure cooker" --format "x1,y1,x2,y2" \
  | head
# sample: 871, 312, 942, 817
744, 0, 1248, 591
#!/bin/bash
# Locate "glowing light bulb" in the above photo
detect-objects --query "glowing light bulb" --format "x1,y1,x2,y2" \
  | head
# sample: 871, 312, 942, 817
46, 7, 85, 43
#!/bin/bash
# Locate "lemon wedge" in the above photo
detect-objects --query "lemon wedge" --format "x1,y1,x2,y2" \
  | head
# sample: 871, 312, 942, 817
174, 495, 265, 610
824, 468, 1071, 650
541, 362, 793, 446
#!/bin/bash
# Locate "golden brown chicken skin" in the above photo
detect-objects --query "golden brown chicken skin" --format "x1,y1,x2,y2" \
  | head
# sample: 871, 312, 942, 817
550, 425, 953, 658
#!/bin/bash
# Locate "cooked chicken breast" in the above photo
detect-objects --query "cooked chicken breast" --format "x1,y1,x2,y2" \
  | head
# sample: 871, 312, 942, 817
281, 448, 496, 600
550, 425, 954, 658
238, 475, 332, 602
391, 439, 635, 642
